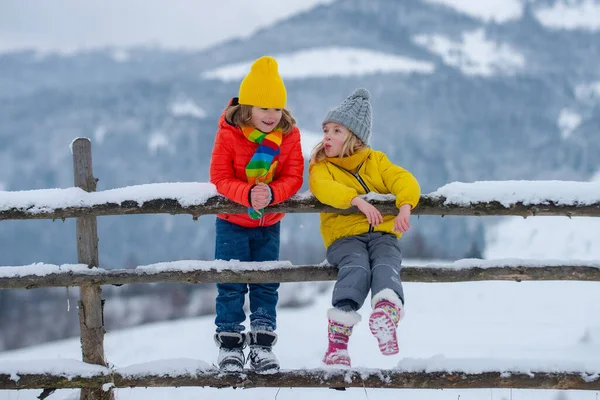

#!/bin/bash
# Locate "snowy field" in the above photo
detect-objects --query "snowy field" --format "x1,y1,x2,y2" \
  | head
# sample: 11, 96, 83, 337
1, 278, 600, 400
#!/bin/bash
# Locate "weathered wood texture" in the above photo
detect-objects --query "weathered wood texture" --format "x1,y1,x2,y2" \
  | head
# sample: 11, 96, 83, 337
2, 369, 599, 390
2, 264, 600, 289
72, 138, 113, 400
0, 195, 598, 221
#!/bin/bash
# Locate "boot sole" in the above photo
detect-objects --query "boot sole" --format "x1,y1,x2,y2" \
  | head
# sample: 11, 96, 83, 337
322, 360, 351, 368
220, 365, 244, 373
219, 359, 244, 373
322, 351, 351, 368
369, 310, 399, 355
251, 361, 280, 374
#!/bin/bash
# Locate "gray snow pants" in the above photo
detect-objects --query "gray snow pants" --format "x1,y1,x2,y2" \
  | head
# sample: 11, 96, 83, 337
326, 232, 404, 310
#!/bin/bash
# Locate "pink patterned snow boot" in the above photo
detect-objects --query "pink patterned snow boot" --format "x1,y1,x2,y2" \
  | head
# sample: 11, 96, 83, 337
322, 308, 361, 367
369, 289, 404, 355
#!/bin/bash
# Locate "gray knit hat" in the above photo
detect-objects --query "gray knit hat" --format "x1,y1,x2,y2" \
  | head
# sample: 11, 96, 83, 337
322, 88, 372, 145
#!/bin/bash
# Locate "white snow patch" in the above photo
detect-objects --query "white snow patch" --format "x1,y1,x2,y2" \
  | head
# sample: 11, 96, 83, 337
134, 259, 294, 274
422, 0, 523, 23
558, 108, 582, 139
148, 133, 170, 153
300, 130, 323, 158
169, 99, 207, 119
414, 29, 525, 77
202, 47, 435, 82
2, 180, 599, 217
0, 359, 109, 378
535, 0, 600, 31
119, 359, 212, 377
0, 182, 217, 214
0, 263, 92, 278
69, 137, 90, 154
430, 180, 600, 207
420, 258, 600, 270
5, 258, 599, 280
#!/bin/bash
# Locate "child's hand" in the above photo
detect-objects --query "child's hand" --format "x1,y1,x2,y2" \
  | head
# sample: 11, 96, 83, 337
394, 204, 412, 233
351, 197, 383, 226
250, 183, 271, 211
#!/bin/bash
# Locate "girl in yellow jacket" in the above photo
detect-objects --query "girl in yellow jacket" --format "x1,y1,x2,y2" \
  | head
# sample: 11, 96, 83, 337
309, 88, 420, 367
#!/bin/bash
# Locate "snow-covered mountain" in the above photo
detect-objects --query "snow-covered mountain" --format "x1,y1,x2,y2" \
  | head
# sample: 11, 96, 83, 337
1, 0, 598, 267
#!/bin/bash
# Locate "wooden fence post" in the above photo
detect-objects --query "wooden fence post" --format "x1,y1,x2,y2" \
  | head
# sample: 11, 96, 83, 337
72, 138, 113, 400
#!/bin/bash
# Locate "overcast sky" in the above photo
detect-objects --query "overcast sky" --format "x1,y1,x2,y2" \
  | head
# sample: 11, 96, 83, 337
0, 0, 335, 53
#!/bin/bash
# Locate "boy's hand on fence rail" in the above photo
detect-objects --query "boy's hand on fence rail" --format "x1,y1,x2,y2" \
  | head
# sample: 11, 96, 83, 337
351, 197, 383, 226
394, 204, 412, 233
251, 183, 271, 211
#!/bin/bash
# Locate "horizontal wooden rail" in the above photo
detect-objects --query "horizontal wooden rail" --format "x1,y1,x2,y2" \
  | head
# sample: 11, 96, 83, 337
1, 194, 599, 221
2, 260, 600, 289
2, 369, 599, 390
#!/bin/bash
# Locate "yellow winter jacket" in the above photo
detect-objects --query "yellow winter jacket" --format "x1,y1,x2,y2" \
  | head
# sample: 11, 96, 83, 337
309, 148, 420, 248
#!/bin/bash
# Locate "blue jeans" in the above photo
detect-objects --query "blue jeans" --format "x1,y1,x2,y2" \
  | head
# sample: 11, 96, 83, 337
214, 218, 280, 333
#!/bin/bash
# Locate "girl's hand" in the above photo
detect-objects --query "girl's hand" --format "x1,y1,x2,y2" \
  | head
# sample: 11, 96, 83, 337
394, 204, 412, 233
351, 197, 383, 226
250, 184, 271, 210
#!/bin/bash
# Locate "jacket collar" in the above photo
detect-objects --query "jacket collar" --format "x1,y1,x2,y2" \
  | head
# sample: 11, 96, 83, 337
327, 148, 371, 173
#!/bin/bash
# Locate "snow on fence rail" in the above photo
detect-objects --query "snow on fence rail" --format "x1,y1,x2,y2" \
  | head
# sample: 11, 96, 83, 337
2, 138, 600, 399
2, 358, 600, 390
2, 259, 600, 289
1, 180, 600, 220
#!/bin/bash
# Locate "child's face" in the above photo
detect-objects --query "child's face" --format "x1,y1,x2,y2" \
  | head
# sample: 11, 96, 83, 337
323, 122, 351, 157
251, 107, 283, 133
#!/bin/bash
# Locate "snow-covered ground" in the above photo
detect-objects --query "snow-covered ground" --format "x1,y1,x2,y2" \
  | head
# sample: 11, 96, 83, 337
1, 279, 600, 399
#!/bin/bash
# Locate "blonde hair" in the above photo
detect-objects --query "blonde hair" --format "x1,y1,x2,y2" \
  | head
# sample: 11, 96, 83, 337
310, 131, 366, 163
224, 104, 296, 134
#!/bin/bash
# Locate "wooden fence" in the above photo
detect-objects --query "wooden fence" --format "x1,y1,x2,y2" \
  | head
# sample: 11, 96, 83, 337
1, 138, 599, 400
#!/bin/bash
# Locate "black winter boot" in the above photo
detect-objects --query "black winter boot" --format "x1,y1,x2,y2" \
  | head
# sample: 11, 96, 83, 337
247, 331, 280, 373
214, 332, 247, 372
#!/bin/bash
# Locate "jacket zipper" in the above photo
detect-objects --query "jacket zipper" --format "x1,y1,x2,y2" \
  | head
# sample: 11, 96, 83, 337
354, 173, 370, 195
355, 172, 374, 233
332, 162, 374, 233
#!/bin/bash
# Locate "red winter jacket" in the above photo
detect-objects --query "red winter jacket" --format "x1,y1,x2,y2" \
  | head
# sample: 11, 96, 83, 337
209, 102, 304, 227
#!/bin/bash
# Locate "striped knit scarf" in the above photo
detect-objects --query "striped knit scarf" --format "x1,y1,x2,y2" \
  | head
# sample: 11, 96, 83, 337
242, 125, 282, 219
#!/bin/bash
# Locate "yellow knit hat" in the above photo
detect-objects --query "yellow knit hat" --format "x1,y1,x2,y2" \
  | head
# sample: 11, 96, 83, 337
238, 56, 287, 108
